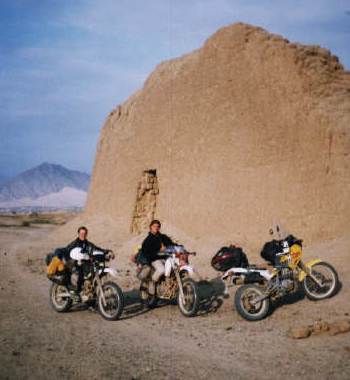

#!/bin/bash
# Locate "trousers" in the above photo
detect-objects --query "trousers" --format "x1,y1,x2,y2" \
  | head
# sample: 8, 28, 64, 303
151, 259, 165, 282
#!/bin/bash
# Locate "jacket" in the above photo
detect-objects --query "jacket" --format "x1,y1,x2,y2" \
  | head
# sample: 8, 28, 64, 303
141, 232, 174, 263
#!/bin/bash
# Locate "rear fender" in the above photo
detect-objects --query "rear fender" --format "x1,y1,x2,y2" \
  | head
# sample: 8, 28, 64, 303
180, 265, 200, 281
222, 267, 248, 280
222, 267, 273, 281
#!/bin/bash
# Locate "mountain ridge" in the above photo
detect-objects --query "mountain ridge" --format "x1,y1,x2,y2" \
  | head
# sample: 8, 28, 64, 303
0, 162, 90, 202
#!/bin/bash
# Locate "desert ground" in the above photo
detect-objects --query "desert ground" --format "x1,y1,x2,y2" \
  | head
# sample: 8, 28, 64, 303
0, 213, 349, 380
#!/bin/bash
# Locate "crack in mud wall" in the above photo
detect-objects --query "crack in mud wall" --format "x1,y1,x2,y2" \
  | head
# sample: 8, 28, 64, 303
131, 170, 159, 234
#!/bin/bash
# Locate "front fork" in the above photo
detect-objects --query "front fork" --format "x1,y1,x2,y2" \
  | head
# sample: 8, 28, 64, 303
298, 261, 324, 288
175, 270, 186, 302
95, 275, 107, 307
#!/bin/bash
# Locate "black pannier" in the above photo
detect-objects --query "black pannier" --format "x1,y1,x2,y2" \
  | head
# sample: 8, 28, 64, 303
45, 252, 55, 266
45, 247, 69, 266
260, 235, 302, 265
260, 240, 281, 265
211, 245, 249, 272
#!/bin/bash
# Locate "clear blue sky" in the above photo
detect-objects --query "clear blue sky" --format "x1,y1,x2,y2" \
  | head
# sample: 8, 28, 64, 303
1, 0, 349, 178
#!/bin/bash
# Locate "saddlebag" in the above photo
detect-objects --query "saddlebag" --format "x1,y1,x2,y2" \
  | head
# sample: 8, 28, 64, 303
47, 256, 68, 284
45, 247, 68, 266
260, 240, 281, 265
211, 245, 249, 272
48, 271, 69, 285
261, 235, 301, 265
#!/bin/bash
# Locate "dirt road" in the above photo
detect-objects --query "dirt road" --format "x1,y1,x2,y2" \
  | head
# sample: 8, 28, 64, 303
1, 223, 350, 380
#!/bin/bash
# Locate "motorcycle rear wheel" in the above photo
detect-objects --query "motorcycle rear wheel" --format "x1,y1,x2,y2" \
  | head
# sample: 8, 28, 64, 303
98, 281, 124, 321
177, 278, 200, 317
302, 262, 338, 301
234, 284, 270, 321
49, 283, 72, 312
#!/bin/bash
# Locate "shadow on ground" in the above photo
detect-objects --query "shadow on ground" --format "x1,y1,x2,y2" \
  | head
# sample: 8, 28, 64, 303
197, 277, 227, 315
121, 278, 229, 320
120, 289, 151, 320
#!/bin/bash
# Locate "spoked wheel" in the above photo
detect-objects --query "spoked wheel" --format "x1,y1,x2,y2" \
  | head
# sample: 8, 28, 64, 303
234, 285, 270, 321
303, 262, 338, 301
49, 283, 72, 312
139, 281, 157, 308
98, 281, 124, 321
178, 279, 200, 317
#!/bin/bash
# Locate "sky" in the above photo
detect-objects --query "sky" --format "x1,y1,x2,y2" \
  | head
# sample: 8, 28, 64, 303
0, 0, 349, 178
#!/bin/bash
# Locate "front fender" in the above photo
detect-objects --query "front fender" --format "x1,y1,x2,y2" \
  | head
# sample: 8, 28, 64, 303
298, 259, 322, 281
99, 267, 118, 278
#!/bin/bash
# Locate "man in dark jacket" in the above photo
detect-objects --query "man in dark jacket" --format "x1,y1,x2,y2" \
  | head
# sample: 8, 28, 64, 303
141, 220, 175, 290
65, 226, 107, 258
57, 226, 111, 295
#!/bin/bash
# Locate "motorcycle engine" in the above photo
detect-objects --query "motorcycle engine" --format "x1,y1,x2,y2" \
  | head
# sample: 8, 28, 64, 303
81, 280, 94, 300
158, 277, 178, 299
280, 268, 294, 290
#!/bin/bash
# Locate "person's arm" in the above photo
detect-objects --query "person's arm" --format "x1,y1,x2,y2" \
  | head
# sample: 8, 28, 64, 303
161, 234, 175, 247
141, 236, 153, 260
90, 241, 115, 260
88, 240, 107, 253
65, 239, 78, 253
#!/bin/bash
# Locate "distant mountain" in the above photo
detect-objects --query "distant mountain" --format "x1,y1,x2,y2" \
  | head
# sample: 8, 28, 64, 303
0, 187, 87, 210
0, 163, 90, 203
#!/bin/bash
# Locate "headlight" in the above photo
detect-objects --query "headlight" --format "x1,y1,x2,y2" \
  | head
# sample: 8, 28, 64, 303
290, 244, 302, 261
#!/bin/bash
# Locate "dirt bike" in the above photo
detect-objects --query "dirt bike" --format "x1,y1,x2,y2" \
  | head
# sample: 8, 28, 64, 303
230, 230, 339, 321
48, 248, 124, 321
136, 245, 200, 317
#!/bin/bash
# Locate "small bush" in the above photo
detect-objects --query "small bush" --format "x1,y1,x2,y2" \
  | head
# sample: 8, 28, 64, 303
22, 221, 31, 227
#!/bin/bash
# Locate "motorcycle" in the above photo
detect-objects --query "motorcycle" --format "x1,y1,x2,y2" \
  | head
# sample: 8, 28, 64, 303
136, 245, 200, 317
212, 226, 339, 321
48, 247, 124, 321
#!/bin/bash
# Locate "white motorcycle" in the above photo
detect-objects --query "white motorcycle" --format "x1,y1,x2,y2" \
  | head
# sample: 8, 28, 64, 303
49, 247, 124, 321
136, 245, 200, 317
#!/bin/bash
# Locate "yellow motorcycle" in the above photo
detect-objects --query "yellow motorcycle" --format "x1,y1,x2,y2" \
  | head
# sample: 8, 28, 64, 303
234, 232, 339, 321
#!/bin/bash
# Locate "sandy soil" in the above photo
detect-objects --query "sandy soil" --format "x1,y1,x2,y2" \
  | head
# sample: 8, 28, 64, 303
1, 219, 350, 380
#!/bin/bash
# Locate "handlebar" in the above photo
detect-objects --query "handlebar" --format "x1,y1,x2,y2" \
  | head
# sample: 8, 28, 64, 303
106, 250, 115, 260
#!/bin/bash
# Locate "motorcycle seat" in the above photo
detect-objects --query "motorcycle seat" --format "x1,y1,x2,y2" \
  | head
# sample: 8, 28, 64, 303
248, 264, 273, 270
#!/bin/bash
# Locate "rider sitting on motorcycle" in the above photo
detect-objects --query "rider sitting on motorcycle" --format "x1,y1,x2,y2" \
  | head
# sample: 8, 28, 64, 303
141, 219, 175, 293
57, 226, 112, 297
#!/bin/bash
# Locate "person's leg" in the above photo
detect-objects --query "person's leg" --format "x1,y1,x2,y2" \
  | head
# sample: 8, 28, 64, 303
76, 264, 84, 292
151, 260, 165, 282
64, 259, 74, 290
137, 265, 151, 280
148, 260, 164, 295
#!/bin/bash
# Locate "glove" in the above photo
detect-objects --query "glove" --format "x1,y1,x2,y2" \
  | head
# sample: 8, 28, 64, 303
106, 250, 115, 260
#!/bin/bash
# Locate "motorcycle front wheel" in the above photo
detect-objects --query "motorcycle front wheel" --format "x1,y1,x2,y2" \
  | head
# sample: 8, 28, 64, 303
97, 281, 124, 321
302, 262, 338, 301
177, 278, 200, 317
49, 283, 72, 312
234, 284, 270, 321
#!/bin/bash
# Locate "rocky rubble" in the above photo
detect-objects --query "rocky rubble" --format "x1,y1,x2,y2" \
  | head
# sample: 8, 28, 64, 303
289, 319, 350, 339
